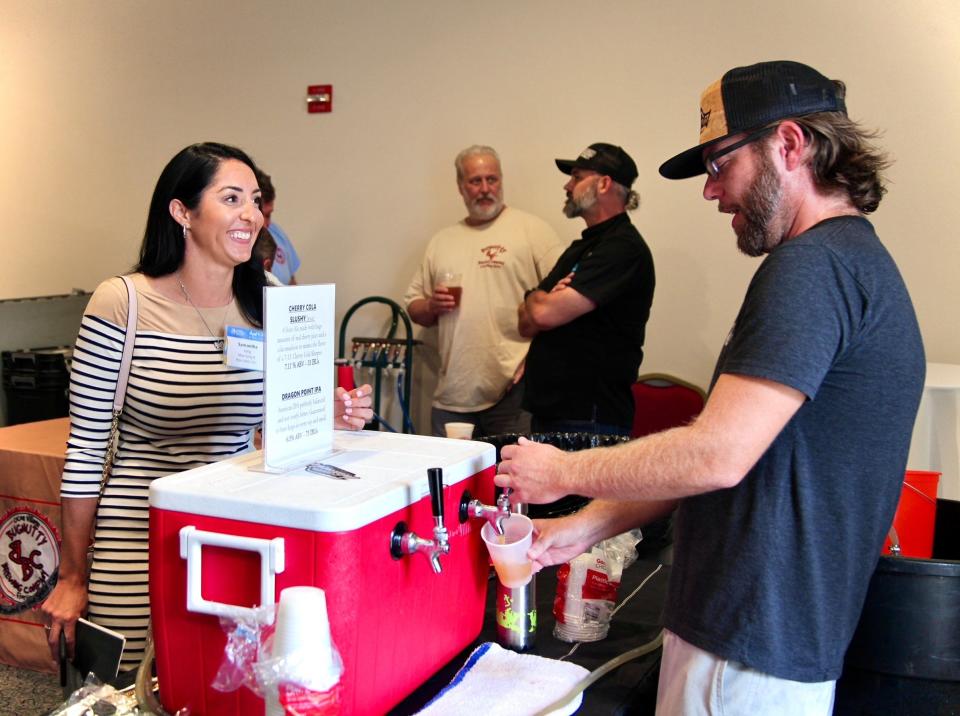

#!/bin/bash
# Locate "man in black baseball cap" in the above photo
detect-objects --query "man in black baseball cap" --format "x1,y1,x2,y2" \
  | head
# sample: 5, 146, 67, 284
497, 61, 924, 715
555, 142, 639, 190
518, 142, 654, 438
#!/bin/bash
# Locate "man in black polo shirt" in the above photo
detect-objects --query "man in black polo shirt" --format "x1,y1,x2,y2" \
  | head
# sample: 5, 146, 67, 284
518, 143, 655, 435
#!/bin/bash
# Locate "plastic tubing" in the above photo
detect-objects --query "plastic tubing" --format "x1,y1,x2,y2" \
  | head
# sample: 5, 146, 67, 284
532, 630, 665, 716
396, 373, 416, 433
134, 630, 171, 716
534, 562, 665, 715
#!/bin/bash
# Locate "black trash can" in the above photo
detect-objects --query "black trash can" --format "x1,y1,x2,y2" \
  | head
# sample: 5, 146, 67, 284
481, 432, 631, 518
834, 498, 960, 715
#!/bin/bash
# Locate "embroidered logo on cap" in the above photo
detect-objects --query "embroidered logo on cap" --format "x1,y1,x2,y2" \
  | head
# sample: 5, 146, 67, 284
579, 148, 597, 160
700, 109, 711, 131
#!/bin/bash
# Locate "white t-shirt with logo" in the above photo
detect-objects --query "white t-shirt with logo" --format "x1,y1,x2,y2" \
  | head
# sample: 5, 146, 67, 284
404, 207, 564, 411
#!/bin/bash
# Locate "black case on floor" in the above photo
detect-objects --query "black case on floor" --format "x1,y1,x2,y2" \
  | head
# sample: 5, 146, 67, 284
2, 346, 72, 425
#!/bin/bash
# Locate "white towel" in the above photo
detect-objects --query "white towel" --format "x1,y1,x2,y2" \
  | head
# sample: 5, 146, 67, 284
416, 642, 589, 716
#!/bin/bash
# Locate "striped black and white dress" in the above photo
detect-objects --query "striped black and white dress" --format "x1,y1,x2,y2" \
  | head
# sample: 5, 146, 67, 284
60, 273, 263, 670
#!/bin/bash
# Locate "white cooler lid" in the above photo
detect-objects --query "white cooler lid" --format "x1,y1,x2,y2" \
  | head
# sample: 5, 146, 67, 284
149, 431, 496, 532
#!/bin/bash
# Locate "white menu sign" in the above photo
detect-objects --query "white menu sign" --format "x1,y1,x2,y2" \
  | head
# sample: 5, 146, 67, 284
262, 284, 335, 471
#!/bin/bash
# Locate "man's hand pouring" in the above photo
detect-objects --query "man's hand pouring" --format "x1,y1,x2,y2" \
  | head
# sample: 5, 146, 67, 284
494, 437, 570, 504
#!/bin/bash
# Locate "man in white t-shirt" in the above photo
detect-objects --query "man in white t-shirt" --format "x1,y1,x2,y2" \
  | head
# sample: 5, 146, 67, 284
405, 145, 563, 437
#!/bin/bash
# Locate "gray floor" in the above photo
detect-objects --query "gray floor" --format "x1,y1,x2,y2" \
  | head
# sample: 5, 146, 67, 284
0, 663, 64, 716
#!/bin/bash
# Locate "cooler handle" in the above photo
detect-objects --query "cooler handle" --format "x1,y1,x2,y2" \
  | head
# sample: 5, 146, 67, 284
179, 525, 286, 619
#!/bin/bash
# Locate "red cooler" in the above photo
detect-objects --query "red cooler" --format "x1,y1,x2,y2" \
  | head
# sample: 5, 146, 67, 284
149, 431, 496, 715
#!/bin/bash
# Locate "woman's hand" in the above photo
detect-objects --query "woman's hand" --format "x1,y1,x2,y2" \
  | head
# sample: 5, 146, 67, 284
40, 497, 97, 666
334, 384, 373, 430
40, 577, 88, 665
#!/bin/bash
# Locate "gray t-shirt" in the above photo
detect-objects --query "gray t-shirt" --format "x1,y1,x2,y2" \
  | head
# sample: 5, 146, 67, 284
664, 216, 925, 682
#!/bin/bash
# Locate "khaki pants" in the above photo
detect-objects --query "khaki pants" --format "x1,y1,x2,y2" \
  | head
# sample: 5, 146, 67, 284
656, 630, 836, 716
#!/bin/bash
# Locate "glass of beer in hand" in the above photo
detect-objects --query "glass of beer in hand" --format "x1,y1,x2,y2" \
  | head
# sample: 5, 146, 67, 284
439, 271, 463, 307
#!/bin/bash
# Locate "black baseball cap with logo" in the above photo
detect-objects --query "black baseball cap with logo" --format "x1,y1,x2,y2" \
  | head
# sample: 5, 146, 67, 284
659, 60, 847, 180
556, 143, 638, 188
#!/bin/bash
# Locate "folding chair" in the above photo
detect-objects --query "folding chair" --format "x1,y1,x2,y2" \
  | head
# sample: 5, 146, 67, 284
630, 372, 707, 439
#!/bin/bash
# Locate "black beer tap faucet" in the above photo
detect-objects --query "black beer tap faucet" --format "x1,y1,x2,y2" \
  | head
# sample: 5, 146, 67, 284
390, 468, 450, 574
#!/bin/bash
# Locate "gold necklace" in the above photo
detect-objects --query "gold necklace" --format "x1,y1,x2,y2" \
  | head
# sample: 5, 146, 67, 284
176, 274, 227, 351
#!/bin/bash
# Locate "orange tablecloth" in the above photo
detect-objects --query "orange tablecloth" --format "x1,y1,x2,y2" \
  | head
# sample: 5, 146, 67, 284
0, 417, 69, 672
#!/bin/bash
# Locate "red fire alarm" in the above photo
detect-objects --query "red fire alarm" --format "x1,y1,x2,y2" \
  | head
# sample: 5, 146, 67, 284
306, 85, 333, 113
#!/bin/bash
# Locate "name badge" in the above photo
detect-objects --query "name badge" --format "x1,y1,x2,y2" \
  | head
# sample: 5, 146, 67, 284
224, 326, 264, 371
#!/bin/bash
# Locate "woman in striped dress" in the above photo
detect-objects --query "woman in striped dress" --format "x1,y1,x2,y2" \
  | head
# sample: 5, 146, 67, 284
41, 143, 372, 672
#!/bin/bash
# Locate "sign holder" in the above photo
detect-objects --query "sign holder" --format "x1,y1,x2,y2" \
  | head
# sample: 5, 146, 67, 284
256, 284, 336, 473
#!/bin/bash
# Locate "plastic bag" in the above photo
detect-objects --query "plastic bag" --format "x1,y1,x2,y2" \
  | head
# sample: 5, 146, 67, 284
48, 672, 142, 716
212, 603, 278, 695
213, 591, 344, 715
553, 529, 642, 642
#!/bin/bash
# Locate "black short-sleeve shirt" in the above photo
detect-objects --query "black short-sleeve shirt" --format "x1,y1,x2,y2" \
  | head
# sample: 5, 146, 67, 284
523, 213, 655, 427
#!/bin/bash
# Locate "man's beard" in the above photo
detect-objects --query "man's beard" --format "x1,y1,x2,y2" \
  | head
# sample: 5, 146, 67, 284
736, 152, 786, 257
563, 180, 598, 218
468, 194, 503, 222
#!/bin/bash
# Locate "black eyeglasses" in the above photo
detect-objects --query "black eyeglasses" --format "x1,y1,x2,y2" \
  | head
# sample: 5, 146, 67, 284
704, 126, 777, 179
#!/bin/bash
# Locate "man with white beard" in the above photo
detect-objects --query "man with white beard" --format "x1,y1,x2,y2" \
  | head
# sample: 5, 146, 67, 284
519, 143, 655, 435
405, 145, 563, 437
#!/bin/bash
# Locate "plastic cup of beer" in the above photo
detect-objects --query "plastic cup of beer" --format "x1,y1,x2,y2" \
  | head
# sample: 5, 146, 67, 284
481, 514, 534, 588
438, 271, 463, 307
444, 421, 475, 440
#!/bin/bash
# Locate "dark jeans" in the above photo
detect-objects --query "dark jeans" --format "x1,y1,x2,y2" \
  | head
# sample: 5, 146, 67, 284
431, 382, 530, 438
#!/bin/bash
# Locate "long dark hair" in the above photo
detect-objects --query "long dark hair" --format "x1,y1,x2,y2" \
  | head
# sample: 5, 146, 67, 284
134, 142, 267, 327
793, 110, 890, 214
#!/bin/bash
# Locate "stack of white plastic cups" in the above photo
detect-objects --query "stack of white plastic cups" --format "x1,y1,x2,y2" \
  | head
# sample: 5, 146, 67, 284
553, 555, 615, 642
266, 586, 342, 716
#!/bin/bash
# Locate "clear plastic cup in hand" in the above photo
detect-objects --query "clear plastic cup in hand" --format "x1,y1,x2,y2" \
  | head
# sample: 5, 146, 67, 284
481, 513, 534, 588
438, 271, 463, 307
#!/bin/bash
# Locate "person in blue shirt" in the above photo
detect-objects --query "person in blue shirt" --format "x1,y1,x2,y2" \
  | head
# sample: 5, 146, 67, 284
255, 168, 301, 285
496, 61, 924, 715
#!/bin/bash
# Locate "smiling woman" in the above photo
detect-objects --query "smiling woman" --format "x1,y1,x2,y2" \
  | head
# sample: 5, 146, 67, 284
38, 142, 374, 675
136, 143, 268, 326
177, 161, 262, 278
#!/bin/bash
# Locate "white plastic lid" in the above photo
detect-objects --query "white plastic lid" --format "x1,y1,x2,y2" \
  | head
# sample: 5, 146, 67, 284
149, 430, 495, 532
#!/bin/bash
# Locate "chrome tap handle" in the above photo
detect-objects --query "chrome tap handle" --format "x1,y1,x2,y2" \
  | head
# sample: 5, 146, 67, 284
390, 523, 443, 573
456, 491, 510, 536
497, 488, 512, 513
386, 470, 450, 574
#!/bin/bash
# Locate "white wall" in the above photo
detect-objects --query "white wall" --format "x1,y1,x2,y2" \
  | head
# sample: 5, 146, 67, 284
2, 0, 958, 431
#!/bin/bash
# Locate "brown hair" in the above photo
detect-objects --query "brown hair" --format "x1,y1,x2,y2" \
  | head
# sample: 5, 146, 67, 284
255, 168, 277, 204
789, 86, 890, 213
252, 227, 277, 266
